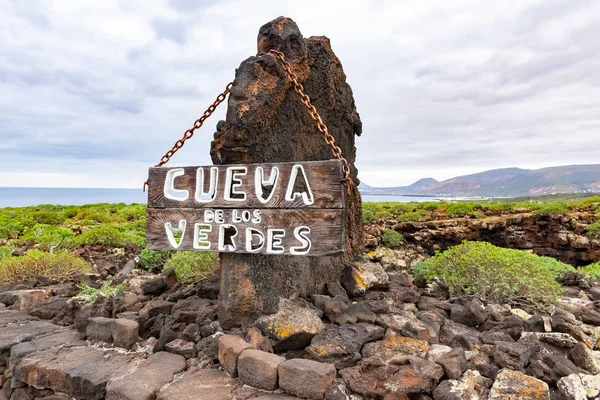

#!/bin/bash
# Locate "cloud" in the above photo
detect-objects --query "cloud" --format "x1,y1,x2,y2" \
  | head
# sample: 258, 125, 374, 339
0, 0, 599, 188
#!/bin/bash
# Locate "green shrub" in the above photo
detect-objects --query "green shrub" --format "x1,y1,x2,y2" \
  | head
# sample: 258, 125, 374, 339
534, 255, 575, 279
18, 224, 75, 250
586, 222, 600, 238
76, 225, 144, 248
75, 210, 111, 224
532, 202, 569, 216
0, 246, 13, 261
578, 196, 600, 205
579, 262, 600, 281
411, 261, 428, 277
421, 202, 442, 211
0, 214, 34, 239
115, 204, 146, 222
32, 211, 66, 225
414, 241, 562, 310
472, 211, 486, 219
76, 279, 127, 304
374, 209, 392, 219
446, 202, 476, 217
398, 210, 428, 223
76, 226, 124, 247
382, 229, 403, 248
362, 204, 377, 222
139, 249, 172, 272
0, 250, 90, 283
164, 251, 219, 283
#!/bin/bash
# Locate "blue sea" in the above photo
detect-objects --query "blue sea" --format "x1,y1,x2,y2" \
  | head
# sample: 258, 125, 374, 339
0, 187, 438, 208
0, 188, 147, 208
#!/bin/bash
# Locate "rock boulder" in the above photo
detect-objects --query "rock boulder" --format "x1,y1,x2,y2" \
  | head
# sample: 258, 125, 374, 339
213, 16, 363, 328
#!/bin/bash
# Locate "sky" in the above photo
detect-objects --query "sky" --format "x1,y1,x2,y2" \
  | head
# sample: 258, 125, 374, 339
1, 0, 599, 188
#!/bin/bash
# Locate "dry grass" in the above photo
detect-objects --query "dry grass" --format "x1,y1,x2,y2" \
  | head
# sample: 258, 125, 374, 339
0, 250, 90, 284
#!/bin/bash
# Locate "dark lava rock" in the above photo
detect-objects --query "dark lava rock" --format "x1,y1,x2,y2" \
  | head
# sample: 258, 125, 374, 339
581, 308, 600, 326
161, 268, 178, 290
568, 342, 600, 374
326, 282, 350, 303
435, 348, 467, 379
417, 296, 451, 312
493, 341, 537, 372
552, 308, 592, 347
29, 297, 70, 320
196, 334, 222, 366
451, 334, 482, 351
391, 286, 422, 305
213, 16, 362, 328
433, 370, 491, 400
245, 326, 273, 353
362, 299, 391, 314
140, 277, 166, 296
490, 315, 524, 341
195, 273, 220, 300
328, 303, 377, 325
14, 346, 143, 400
154, 327, 178, 353
165, 284, 196, 303
402, 318, 440, 344
481, 331, 514, 344
182, 323, 201, 343
306, 323, 384, 368
528, 349, 585, 385
439, 319, 480, 347
340, 356, 443, 398
138, 300, 175, 324
561, 271, 592, 289
141, 314, 169, 339
588, 286, 600, 301
449, 298, 487, 328
523, 315, 546, 332
256, 298, 324, 352
171, 297, 217, 324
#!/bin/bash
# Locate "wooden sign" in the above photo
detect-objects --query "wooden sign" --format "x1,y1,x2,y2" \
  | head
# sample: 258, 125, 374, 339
146, 160, 345, 256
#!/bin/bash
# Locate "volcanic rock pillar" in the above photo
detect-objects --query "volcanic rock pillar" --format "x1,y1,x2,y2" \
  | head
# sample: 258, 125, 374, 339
211, 17, 363, 328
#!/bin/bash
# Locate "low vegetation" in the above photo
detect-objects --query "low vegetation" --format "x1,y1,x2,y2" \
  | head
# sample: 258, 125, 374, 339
0, 249, 90, 284
412, 241, 565, 310
76, 279, 127, 304
0, 203, 146, 248
362, 194, 600, 224
579, 262, 600, 281
382, 229, 403, 248
532, 202, 569, 216
1, 195, 599, 285
585, 222, 600, 238
139, 249, 173, 272
163, 252, 219, 283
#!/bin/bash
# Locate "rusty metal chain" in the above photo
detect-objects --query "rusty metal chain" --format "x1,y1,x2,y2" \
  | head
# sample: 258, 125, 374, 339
257, 49, 353, 194
143, 82, 233, 191
145, 50, 354, 195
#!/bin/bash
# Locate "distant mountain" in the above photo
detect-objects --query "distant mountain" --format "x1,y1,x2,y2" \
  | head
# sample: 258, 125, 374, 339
359, 177, 439, 196
360, 164, 600, 198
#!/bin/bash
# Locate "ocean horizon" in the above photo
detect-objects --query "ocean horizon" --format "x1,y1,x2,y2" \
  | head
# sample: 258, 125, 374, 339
0, 187, 439, 208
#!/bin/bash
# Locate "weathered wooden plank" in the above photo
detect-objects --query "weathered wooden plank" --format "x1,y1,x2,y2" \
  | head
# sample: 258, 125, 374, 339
146, 208, 344, 256
147, 160, 344, 209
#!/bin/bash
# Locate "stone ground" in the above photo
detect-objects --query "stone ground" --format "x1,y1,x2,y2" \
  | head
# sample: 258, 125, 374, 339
0, 309, 269, 400
3, 247, 600, 399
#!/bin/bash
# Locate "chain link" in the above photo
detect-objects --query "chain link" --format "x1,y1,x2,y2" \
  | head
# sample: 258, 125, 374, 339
143, 82, 233, 191
257, 49, 354, 194
145, 50, 354, 196
156, 82, 233, 168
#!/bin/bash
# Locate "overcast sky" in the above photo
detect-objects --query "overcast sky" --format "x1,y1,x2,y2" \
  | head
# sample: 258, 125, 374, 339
1, 0, 599, 188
